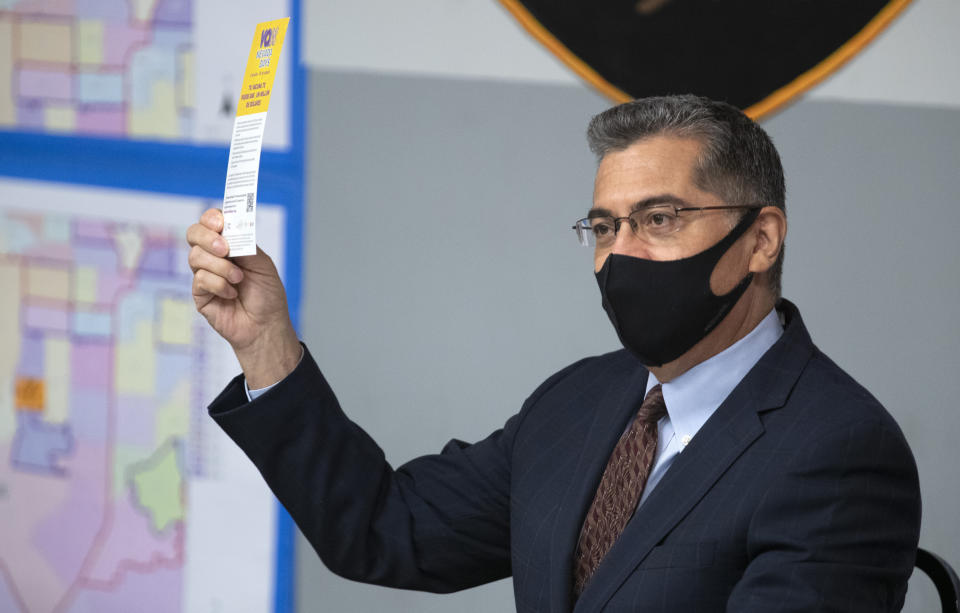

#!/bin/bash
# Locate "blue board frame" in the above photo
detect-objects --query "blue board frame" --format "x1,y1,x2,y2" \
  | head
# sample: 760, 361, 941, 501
0, 2, 305, 612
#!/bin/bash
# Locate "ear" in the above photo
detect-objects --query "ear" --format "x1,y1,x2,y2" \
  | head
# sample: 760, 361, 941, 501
748, 206, 786, 274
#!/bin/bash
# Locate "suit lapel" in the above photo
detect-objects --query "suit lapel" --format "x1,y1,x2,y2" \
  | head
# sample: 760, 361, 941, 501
574, 300, 815, 613
574, 382, 766, 612
547, 359, 649, 613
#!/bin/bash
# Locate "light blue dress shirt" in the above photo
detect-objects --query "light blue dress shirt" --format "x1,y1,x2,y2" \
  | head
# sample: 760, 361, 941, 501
247, 378, 278, 401
635, 308, 783, 508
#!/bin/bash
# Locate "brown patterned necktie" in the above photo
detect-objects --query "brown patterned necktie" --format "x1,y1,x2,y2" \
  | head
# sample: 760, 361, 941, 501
573, 383, 668, 597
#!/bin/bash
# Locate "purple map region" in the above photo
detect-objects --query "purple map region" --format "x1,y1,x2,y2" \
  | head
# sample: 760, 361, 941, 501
10, 413, 74, 476
154, 0, 192, 27
16, 334, 44, 378
140, 245, 178, 275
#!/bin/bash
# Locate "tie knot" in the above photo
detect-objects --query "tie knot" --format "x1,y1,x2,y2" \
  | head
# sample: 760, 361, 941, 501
637, 384, 667, 423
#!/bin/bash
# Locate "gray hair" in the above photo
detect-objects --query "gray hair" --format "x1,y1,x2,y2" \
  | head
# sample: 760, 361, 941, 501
587, 95, 786, 297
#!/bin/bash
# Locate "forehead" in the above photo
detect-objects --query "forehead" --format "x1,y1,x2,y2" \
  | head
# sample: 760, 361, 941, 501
593, 136, 709, 210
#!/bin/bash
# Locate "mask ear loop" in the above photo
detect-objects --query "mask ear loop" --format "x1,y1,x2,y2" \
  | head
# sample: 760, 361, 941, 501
700, 207, 764, 330
709, 207, 763, 258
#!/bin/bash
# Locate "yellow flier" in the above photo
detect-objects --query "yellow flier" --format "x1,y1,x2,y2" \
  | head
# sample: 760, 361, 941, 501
236, 18, 289, 117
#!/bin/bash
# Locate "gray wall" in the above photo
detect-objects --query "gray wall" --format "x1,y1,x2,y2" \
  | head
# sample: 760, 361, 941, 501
297, 69, 960, 611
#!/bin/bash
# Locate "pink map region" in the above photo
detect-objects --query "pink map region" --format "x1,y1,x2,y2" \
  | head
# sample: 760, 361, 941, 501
0, 441, 79, 613
2, 211, 206, 613
18, 70, 72, 101
84, 497, 182, 584
22, 243, 73, 262
68, 564, 182, 613
24, 305, 69, 333
9, 0, 75, 16
71, 343, 113, 390
76, 109, 126, 137
73, 221, 112, 242
103, 23, 151, 67
73, 242, 118, 270
31, 446, 108, 586
97, 269, 137, 306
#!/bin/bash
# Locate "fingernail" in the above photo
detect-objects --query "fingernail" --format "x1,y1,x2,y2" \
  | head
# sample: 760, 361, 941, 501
213, 238, 226, 254
230, 269, 243, 283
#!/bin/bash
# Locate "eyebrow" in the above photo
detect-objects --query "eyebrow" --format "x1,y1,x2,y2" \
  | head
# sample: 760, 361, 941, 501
587, 194, 693, 218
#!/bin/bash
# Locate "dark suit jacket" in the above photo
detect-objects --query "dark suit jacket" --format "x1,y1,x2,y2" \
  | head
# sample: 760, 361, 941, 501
209, 300, 921, 612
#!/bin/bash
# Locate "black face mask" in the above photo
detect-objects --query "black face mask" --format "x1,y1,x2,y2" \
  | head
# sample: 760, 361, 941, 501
595, 208, 760, 367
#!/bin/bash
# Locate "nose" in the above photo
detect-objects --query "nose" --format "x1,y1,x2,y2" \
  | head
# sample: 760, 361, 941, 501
594, 223, 655, 272
610, 223, 654, 259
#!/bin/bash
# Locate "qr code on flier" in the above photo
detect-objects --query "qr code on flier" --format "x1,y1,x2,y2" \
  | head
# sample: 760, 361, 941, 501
246, 192, 255, 213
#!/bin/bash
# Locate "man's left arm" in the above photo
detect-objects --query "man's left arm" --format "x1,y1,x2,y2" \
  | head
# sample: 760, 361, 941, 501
728, 418, 921, 613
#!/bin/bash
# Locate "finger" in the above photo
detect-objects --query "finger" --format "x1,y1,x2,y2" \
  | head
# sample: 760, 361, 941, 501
200, 208, 223, 232
231, 245, 281, 275
193, 268, 238, 300
186, 222, 229, 257
188, 245, 244, 283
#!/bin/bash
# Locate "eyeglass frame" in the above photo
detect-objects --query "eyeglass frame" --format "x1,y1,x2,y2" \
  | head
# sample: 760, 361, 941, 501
571, 203, 764, 248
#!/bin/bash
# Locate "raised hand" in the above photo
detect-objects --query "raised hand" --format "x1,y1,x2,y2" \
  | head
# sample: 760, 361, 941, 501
186, 208, 301, 388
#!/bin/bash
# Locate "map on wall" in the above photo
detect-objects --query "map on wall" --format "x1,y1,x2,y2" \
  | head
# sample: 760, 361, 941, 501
0, 0, 292, 149
0, 178, 286, 613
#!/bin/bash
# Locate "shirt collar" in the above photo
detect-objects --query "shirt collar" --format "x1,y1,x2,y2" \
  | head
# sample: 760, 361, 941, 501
645, 308, 784, 447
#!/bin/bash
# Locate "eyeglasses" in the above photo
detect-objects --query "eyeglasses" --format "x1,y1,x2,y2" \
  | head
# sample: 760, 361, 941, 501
572, 204, 763, 248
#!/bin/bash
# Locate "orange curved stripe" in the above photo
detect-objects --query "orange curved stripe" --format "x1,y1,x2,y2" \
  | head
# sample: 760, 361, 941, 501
497, 0, 914, 120
497, 0, 632, 104
745, 0, 913, 119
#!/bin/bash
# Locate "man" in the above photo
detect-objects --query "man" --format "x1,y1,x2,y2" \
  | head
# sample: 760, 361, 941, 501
187, 95, 920, 612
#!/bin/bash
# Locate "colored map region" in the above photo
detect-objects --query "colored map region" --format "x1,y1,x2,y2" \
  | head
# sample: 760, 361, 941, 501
0, 0, 195, 139
0, 207, 203, 612
0, 0, 291, 147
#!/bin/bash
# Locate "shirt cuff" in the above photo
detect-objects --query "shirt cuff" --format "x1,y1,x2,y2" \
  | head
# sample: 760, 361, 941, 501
243, 344, 305, 402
